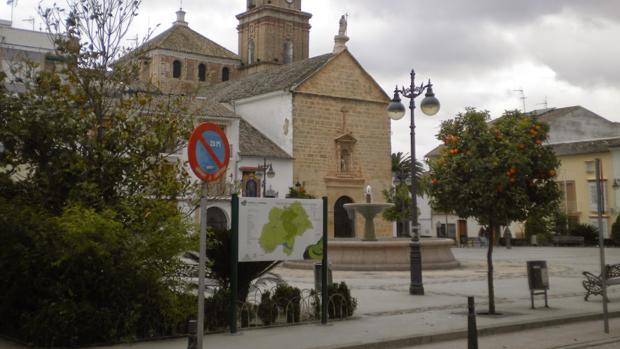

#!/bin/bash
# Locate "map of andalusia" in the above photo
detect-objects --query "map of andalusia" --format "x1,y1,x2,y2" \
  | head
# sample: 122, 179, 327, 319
259, 202, 313, 255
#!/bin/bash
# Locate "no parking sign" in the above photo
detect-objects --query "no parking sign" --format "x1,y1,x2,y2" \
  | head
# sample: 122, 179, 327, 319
188, 122, 230, 182
189, 122, 231, 347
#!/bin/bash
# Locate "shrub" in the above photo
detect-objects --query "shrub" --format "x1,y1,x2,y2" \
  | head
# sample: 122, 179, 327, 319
286, 186, 316, 199
525, 209, 553, 245
0, 201, 194, 347
203, 229, 280, 303
257, 291, 277, 325
312, 281, 358, 320
204, 288, 230, 331
570, 223, 599, 245
272, 283, 301, 323
552, 210, 570, 236
611, 215, 620, 242
328, 282, 358, 319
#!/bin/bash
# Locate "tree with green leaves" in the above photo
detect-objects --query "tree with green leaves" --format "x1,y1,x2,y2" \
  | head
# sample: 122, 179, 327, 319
427, 108, 560, 314
383, 152, 425, 236
0, 1, 198, 346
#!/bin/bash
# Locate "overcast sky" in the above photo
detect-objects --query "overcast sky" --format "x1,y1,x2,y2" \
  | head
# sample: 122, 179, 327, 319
3, 0, 620, 158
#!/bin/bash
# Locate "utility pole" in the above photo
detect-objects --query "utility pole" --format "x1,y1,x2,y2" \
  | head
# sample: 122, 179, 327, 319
513, 88, 527, 113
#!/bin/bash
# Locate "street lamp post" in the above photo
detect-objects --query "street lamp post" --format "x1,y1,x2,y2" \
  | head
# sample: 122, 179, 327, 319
386, 69, 440, 295
259, 158, 275, 197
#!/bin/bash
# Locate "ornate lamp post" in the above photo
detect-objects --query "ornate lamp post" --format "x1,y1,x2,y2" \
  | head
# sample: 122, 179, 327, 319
258, 158, 275, 197
386, 69, 440, 295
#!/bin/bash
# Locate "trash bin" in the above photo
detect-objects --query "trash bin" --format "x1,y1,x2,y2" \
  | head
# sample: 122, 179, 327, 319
526, 260, 549, 308
527, 260, 549, 290
314, 262, 333, 291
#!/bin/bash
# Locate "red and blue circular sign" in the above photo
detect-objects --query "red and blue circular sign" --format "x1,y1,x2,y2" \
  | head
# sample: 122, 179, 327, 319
188, 122, 230, 182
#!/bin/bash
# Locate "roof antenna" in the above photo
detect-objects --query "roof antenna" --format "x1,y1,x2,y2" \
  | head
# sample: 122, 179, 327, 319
127, 34, 139, 48
180, 0, 183, 10
512, 88, 527, 113
536, 96, 548, 110
23, 17, 35, 31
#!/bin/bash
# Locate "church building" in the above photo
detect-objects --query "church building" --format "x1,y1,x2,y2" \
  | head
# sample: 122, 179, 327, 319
129, 0, 393, 239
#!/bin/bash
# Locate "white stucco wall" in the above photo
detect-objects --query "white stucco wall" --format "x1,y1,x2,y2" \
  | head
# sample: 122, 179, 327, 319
237, 156, 293, 199
234, 91, 294, 156
1, 22, 56, 84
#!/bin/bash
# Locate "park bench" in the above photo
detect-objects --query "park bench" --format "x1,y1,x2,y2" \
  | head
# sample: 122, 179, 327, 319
553, 235, 584, 246
582, 264, 620, 301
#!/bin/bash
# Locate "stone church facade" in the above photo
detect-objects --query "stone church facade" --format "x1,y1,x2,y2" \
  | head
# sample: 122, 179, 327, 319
128, 0, 393, 239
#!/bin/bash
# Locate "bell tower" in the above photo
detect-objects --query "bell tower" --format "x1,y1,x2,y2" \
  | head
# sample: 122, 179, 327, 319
237, 0, 311, 73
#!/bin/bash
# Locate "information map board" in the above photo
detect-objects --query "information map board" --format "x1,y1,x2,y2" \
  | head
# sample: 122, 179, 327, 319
238, 197, 324, 262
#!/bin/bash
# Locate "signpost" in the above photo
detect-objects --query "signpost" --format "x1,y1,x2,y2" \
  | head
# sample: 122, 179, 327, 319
188, 122, 230, 349
595, 158, 609, 334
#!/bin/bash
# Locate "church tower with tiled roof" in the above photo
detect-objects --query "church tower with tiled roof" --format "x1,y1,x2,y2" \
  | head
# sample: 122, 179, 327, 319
127, 9, 241, 94
237, 0, 311, 74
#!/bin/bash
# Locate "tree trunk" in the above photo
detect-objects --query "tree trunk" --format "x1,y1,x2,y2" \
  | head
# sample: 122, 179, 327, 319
487, 224, 496, 314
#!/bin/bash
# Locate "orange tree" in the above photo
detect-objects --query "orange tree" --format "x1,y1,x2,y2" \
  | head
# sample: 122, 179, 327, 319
427, 108, 560, 314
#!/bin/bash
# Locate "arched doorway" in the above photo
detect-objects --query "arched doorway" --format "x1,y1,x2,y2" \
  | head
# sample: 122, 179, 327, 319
207, 207, 228, 232
334, 196, 355, 238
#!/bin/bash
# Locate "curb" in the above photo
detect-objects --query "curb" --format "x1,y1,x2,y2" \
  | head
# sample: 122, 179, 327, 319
311, 311, 620, 349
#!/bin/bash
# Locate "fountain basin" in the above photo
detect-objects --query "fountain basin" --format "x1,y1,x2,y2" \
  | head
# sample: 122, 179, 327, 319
343, 203, 394, 241
285, 238, 460, 271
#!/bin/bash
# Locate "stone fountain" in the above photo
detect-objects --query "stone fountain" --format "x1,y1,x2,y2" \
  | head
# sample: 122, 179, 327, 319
285, 186, 460, 271
343, 186, 393, 241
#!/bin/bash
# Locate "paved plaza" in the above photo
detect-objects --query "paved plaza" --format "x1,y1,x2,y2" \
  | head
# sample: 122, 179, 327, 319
3, 246, 620, 349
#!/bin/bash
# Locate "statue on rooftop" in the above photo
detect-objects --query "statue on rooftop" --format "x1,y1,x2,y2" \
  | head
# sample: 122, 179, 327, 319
338, 14, 347, 36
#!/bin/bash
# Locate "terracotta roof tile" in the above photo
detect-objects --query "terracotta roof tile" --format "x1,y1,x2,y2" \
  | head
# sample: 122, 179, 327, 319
239, 119, 292, 159
130, 24, 239, 60
200, 53, 334, 102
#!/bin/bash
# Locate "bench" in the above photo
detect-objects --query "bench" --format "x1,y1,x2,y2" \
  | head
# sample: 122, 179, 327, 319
582, 264, 620, 301
553, 235, 585, 246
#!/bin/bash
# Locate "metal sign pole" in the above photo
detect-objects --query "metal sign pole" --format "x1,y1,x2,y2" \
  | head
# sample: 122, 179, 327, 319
197, 182, 208, 349
187, 122, 230, 346
230, 194, 239, 334
321, 197, 328, 325
595, 158, 609, 334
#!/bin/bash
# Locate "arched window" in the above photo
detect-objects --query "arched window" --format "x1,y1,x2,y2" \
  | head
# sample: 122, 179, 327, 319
172, 60, 182, 79
283, 40, 293, 64
207, 207, 228, 232
198, 63, 206, 81
222, 67, 230, 81
248, 40, 255, 65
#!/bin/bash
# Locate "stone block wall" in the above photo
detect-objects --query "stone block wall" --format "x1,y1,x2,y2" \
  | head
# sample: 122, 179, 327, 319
292, 52, 392, 238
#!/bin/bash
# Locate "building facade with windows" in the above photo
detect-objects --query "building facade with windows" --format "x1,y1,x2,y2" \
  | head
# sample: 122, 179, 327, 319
0, 19, 57, 88
125, 10, 241, 94
128, 1, 393, 238
426, 106, 620, 243
552, 138, 620, 237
